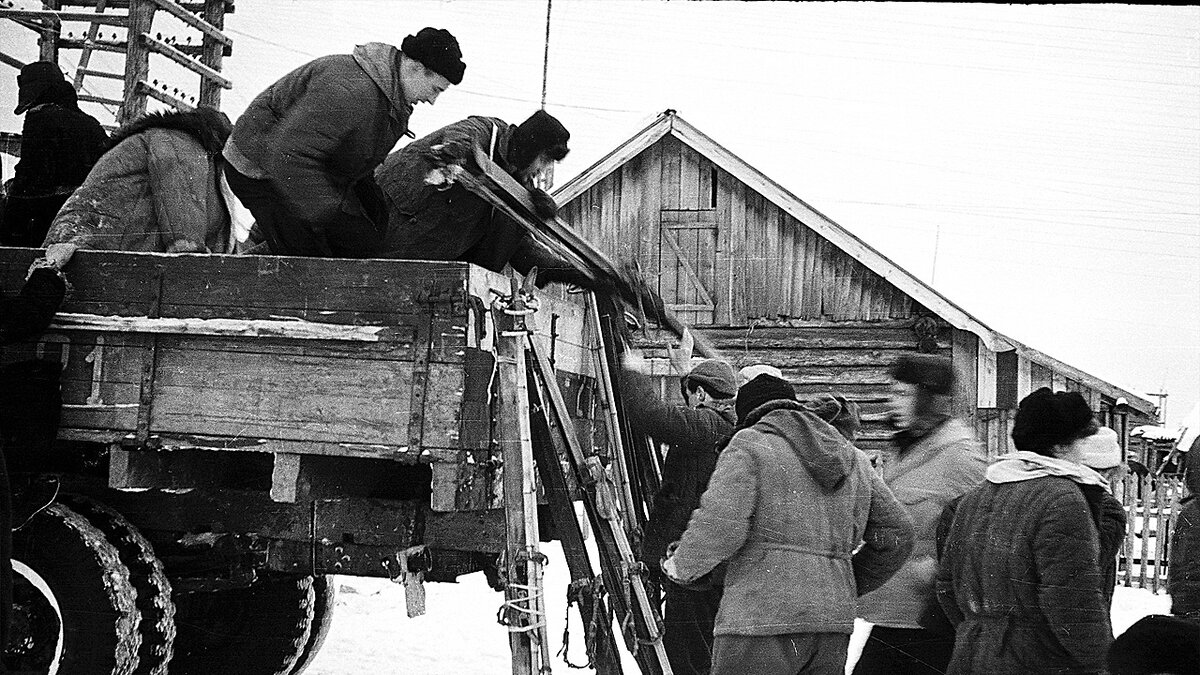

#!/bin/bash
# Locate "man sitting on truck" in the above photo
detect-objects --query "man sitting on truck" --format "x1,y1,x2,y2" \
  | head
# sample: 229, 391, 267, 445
223, 28, 465, 258
375, 110, 592, 287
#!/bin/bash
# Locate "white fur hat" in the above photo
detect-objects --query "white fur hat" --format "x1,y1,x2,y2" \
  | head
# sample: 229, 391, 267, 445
1067, 426, 1123, 470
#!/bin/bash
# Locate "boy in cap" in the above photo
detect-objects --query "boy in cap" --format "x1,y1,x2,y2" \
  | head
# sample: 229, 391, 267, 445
375, 110, 589, 286
2, 62, 107, 247
223, 28, 465, 258
854, 354, 986, 675
617, 350, 737, 674
664, 374, 914, 675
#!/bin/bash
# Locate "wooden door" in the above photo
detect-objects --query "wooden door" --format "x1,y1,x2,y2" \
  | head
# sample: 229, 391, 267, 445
659, 209, 718, 325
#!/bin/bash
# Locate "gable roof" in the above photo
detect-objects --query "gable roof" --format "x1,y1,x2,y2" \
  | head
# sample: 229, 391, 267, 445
554, 110, 1156, 415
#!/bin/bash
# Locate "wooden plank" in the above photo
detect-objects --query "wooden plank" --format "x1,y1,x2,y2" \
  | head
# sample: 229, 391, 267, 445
141, 33, 232, 88
638, 143, 662, 288
698, 159, 713, 210
270, 453, 303, 503
661, 135, 681, 210
696, 224, 717, 325
714, 168, 733, 324
952, 328, 979, 419
680, 143, 700, 210
976, 341, 998, 408
618, 151, 643, 264
0, 8, 129, 24
430, 463, 459, 512
995, 350, 1019, 409
779, 214, 796, 318
1017, 355, 1033, 401
729, 180, 748, 319
1051, 371, 1067, 392
1123, 474, 1137, 587
1139, 473, 1151, 588
1030, 362, 1053, 391
148, 0, 231, 46
762, 199, 780, 317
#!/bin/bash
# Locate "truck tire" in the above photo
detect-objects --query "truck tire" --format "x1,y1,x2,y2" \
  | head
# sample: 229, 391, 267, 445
289, 575, 336, 675
5, 503, 141, 675
170, 574, 317, 675
61, 495, 175, 675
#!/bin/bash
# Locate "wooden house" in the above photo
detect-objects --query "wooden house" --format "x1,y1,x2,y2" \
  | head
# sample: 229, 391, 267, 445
554, 110, 1157, 455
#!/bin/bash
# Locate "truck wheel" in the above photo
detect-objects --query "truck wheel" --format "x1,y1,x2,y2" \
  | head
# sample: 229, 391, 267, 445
5, 503, 141, 675
170, 574, 317, 675
62, 495, 175, 675
289, 575, 336, 675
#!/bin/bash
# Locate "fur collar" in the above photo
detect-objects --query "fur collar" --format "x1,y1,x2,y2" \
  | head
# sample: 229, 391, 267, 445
109, 108, 231, 155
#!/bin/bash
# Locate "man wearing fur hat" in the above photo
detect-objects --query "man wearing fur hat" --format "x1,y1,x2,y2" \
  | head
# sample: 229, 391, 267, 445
375, 110, 589, 286
854, 354, 987, 675
223, 28, 465, 258
663, 373, 914, 675
2, 62, 108, 247
617, 350, 737, 674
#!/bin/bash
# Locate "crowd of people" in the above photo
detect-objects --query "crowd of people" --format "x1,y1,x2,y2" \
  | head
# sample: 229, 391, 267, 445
1, 25, 1198, 675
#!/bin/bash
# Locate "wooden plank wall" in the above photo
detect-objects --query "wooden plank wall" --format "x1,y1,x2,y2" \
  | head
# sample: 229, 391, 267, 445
559, 135, 920, 326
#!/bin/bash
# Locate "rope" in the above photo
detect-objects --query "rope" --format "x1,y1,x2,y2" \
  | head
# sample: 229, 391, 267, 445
496, 581, 548, 634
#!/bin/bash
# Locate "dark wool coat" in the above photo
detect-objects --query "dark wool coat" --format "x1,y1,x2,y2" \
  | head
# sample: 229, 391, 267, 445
9, 100, 107, 198
43, 110, 231, 253
376, 116, 529, 271
617, 369, 735, 568
223, 43, 413, 256
669, 400, 914, 636
936, 477, 1112, 674
1169, 497, 1199, 619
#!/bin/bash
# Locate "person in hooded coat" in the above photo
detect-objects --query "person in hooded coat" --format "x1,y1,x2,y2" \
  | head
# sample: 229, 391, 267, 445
42, 107, 234, 255
936, 388, 1113, 674
663, 374, 915, 675
223, 28, 465, 258
1, 62, 108, 247
616, 351, 737, 674
854, 354, 987, 675
375, 110, 591, 286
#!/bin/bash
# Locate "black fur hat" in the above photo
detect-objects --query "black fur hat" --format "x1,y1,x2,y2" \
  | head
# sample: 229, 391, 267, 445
1107, 614, 1200, 675
1011, 387, 1097, 455
736, 374, 795, 425
401, 27, 465, 85
890, 353, 954, 395
509, 110, 570, 171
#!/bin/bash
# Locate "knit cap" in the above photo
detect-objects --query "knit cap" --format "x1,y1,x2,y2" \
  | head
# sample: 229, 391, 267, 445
736, 374, 795, 425
401, 27, 465, 85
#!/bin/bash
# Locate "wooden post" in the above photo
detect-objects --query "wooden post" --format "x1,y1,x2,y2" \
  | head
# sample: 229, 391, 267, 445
199, 0, 225, 109
38, 1, 60, 63
496, 277, 547, 675
120, 0, 154, 123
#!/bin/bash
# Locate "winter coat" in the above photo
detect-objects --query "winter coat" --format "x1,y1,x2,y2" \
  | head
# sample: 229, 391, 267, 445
376, 116, 530, 271
669, 400, 915, 636
1169, 496, 1200, 619
858, 418, 986, 630
1078, 484, 1127, 609
9, 99, 107, 198
617, 369, 736, 569
43, 110, 231, 253
936, 476, 1112, 674
223, 43, 414, 257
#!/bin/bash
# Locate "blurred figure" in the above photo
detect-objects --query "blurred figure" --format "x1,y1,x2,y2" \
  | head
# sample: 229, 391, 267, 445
2, 63, 107, 247
1169, 445, 1199, 621
664, 374, 914, 675
1106, 615, 1200, 675
42, 107, 234, 255
617, 350, 736, 674
854, 354, 987, 675
937, 388, 1113, 674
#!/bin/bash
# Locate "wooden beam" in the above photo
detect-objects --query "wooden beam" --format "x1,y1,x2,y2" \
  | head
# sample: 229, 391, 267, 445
147, 0, 230, 46
77, 93, 124, 106
51, 312, 402, 342
269, 453, 302, 503
0, 9, 129, 26
137, 80, 195, 110
141, 32, 231, 88
976, 340, 997, 408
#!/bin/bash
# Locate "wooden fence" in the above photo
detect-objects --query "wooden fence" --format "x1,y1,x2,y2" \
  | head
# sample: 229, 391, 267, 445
1116, 472, 1185, 592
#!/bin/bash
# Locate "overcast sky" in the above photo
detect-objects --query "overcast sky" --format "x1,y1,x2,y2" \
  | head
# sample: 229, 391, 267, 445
3, 1, 1197, 427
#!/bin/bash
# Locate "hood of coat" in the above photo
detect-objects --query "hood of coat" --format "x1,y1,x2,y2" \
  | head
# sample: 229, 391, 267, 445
353, 42, 414, 122
745, 399, 857, 491
109, 108, 232, 155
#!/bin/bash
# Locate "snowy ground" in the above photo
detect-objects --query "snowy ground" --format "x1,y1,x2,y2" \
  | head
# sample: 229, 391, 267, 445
303, 542, 1174, 675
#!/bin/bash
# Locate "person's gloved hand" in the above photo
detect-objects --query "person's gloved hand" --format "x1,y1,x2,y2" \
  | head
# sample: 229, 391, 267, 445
529, 187, 558, 220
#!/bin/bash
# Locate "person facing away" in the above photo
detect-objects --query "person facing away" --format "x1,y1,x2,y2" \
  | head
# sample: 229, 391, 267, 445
0, 245, 74, 654
42, 107, 234, 257
616, 350, 737, 674
1169, 444, 1200, 622
936, 387, 1114, 674
663, 374, 915, 675
375, 109, 591, 287
1, 62, 108, 247
222, 28, 464, 258
854, 354, 987, 675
